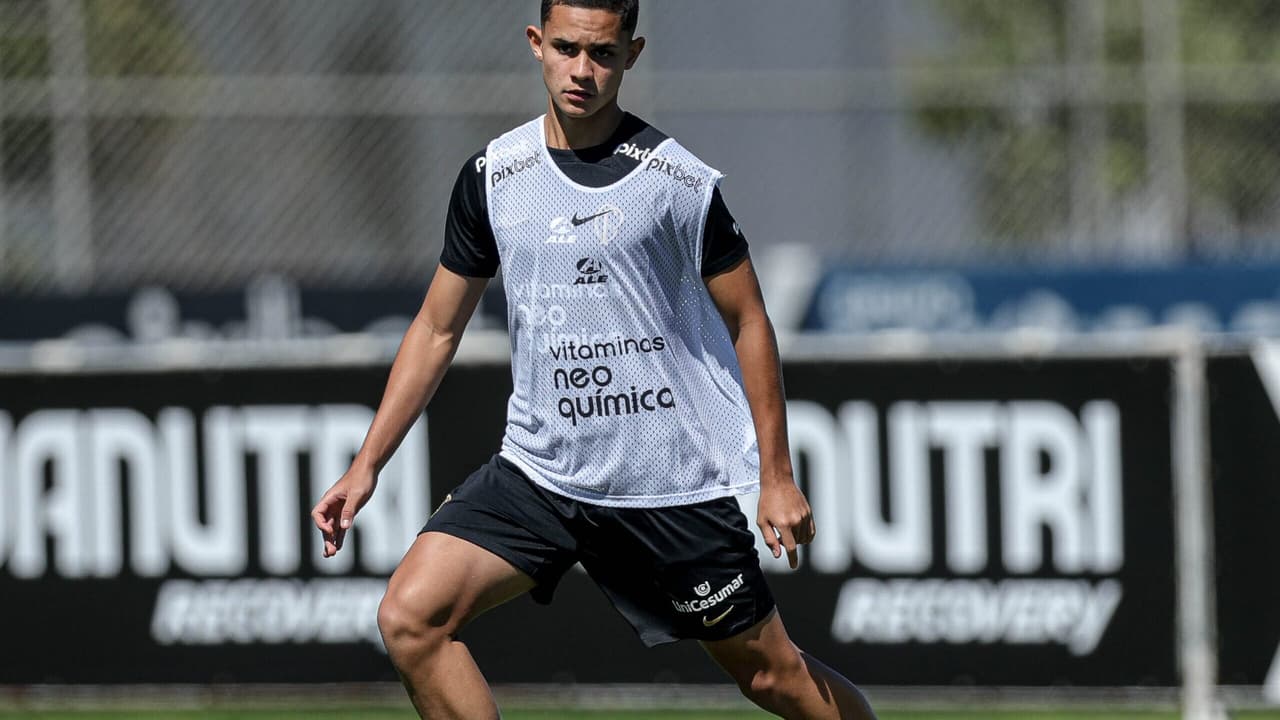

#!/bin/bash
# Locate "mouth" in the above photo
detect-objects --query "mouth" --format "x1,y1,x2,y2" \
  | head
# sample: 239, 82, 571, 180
563, 89, 594, 104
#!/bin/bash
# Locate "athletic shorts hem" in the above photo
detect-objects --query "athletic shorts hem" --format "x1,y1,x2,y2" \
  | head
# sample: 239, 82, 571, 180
638, 628, 678, 647
635, 598, 777, 648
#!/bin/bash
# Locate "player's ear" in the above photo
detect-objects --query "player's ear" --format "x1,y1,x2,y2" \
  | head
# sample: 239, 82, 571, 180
624, 35, 645, 70
527, 25, 544, 62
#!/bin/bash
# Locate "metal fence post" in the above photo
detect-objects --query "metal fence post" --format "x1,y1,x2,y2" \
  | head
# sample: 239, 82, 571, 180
1172, 331, 1224, 720
47, 0, 94, 291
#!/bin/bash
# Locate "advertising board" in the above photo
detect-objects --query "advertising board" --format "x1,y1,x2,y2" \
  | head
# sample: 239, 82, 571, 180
0, 357, 1183, 686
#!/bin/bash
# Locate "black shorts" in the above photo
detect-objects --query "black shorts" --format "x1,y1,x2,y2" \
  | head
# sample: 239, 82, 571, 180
422, 454, 776, 647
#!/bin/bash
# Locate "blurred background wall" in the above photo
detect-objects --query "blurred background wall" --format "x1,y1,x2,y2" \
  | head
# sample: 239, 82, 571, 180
2, 0, 1277, 315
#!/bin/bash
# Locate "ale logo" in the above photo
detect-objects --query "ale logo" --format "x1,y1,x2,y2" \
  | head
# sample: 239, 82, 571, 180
573, 257, 608, 286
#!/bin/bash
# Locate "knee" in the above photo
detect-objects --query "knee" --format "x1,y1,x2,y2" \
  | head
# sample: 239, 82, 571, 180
738, 650, 807, 705
377, 588, 453, 659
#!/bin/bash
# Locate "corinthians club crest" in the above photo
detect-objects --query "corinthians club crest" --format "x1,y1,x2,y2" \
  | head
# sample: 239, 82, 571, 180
590, 205, 624, 245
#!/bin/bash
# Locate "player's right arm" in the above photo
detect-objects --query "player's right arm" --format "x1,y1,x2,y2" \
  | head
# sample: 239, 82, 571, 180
313, 150, 496, 557
311, 267, 487, 557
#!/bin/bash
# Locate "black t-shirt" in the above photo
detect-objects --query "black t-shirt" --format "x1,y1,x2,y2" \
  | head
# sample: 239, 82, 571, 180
440, 113, 749, 279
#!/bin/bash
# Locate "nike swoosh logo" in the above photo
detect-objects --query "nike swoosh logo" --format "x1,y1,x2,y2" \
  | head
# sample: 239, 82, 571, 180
571, 210, 612, 226
702, 606, 734, 627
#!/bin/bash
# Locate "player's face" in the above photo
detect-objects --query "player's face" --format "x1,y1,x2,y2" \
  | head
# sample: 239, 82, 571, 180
528, 5, 644, 119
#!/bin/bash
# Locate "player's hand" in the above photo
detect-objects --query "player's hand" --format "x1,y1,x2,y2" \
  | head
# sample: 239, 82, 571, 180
311, 468, 377, 557
756, 478, 816, 570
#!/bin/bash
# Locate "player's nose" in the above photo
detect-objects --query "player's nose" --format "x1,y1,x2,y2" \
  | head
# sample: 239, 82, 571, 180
570, 53, 592, 81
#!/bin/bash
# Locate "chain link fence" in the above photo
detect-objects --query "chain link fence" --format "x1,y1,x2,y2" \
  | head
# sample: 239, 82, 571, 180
1, 0, 1278, 293
904, 0, 1280, 264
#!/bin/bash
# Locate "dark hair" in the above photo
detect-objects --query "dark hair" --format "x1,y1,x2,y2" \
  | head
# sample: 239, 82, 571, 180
541, 0, 639, 35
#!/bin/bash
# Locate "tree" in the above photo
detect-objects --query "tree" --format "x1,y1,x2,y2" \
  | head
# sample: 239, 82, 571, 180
1, 0, 196, 288
913, 0, 1280, 259
1, 0, 196, 184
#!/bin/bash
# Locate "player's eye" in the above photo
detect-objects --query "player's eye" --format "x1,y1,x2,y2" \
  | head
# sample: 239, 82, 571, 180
592, 49, 614, 59
555, 43, 577, 56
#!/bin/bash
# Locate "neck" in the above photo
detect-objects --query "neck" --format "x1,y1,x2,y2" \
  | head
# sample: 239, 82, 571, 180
544, 100, 624, 150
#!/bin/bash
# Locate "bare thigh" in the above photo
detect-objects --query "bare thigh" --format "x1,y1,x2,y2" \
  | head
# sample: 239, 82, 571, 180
383, 531, 536, 631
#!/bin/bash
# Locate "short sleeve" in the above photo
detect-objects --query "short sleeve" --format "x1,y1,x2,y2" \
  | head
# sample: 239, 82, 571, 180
700, 187, 749, 277
439, 150, 500, 278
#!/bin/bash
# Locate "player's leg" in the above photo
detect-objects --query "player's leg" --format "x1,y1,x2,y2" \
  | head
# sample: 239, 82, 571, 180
377, 531, 534, 720
377, 454, 580, 720
700, 610, 878, 720
584, 494, 877, 720
582, 494, 874, 718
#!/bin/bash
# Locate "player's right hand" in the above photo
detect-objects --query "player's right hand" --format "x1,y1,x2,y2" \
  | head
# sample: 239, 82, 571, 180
311, 470, 377, 557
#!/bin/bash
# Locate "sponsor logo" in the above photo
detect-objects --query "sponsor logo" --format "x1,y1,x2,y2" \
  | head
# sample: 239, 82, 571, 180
553, 364, 676, 426
703, 606, 735, 628
0, 405, 429, 579
486, 150, 541, 188
548, 207, 623, 245
587, 205, 624, 245
831, 578, 1121, 657
786, 400, 1123, 576
510, 279, 617, 303
539, 330, 664, 357
615, 142, 656, 163
572, 210, 614, 227
516, 303, 568, 328
547, 334, 665, 362
644, 156, 705, 192
781, 399, 1126, 656
152, 578, 386, 649
694, 581, 712, 597
546, 216, 577, 244
672, 573, 745, 614
574, 257, 607, 286
1, 404, 429, 653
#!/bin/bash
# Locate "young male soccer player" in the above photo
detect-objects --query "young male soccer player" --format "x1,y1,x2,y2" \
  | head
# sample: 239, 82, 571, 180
311, 2, 878, 718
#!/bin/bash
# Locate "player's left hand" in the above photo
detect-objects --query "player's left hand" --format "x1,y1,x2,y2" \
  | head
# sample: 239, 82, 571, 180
756, 479, 816, 569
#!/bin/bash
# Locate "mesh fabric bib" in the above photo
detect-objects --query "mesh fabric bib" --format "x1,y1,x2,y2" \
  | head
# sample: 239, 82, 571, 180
486, 116, 760, 507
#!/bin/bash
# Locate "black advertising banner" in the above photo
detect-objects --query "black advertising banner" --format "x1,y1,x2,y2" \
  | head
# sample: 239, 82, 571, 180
770, 359, 1177, 687
0, 357, 1179, 686
1209, 348, 1280, 694
0, 366, 508, 684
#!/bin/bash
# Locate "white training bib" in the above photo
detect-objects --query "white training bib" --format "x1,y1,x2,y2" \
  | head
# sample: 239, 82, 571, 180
485, 116, 760, 507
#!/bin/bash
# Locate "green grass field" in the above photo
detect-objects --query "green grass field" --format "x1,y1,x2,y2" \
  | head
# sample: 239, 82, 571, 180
3, 711, 1280, 719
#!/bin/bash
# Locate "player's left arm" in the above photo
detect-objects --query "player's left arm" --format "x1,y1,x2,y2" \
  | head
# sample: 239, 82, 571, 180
705, 255, 815, 569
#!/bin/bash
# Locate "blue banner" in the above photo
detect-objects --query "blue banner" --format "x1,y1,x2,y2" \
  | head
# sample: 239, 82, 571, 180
803, 263, 1280, 335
